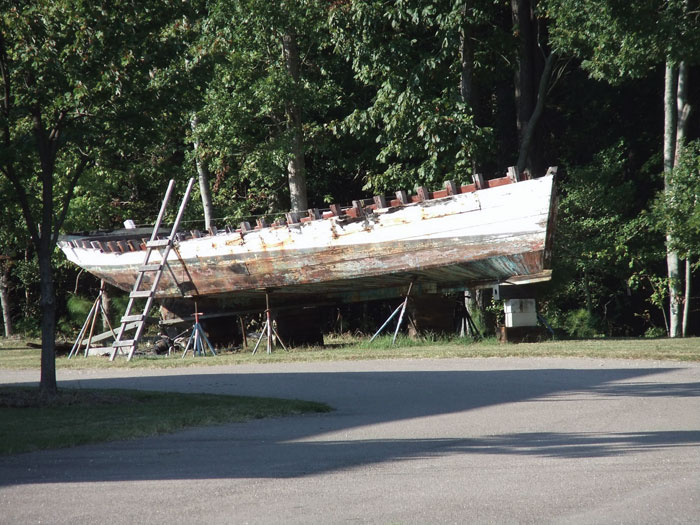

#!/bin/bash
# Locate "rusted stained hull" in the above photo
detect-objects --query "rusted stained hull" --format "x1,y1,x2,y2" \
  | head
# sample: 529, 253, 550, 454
59, 174, 556, 310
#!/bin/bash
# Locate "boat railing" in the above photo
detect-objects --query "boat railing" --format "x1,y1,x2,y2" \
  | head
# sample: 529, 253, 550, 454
60, 166, 540, 255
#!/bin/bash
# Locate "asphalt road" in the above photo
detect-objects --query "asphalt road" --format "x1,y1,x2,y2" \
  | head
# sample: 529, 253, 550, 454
1, 357, 699, 524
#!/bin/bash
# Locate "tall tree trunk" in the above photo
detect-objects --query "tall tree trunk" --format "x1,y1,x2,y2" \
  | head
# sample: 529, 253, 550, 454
460, 9, 486, 322
33, 107, 62, 398
37, 243, 57, 397
24, 246, 31, 311
674, 62, 690, 158
675, 61, 691, 336
512, 0, 541, 173
190, 115, 214, 231
682, 259, 691, 337
583, 271, 593, 315
465, 289, 483, 336
459, 6, 474, 110
517, 52, 555, 173
282, 33, 308, 212
0, 261, 13, 337
664, 62, 681, 338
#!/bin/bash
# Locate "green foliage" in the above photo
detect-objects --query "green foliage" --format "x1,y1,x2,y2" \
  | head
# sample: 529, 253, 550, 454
65, 295, 92, 322
562, 308, 601, 339
1, 0, 202, 242
543, 0, 700, 81
655, 140, 700, 259
545, 141, 671, 335
644, 325, 667, 339
13, 317, 40, 337
554, 146, 641, 301
329, 0, 500, 192
186, 0, 355, 217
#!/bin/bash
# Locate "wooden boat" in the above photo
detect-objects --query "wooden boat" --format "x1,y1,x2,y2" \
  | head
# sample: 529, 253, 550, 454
58, 168, 557, 315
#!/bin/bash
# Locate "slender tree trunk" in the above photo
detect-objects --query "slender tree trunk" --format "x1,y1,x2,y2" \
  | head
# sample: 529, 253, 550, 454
460, 10, 488, 322
682, 259, 691, 337
583, 271, 593, 315
0, 261, 13, 337
282, 33, 308, 212
512, 0, 541, 172
24, 246, 31, 311
664, 62, 681, 338
675, 62, 691, 337
465, 289, 483, 336
517, 52, 555, 173
33, 107, 60, 398
459, 6, 474, 109
190, 115, 214, 231
675, 62, 690, 158
37, 244, 57, 397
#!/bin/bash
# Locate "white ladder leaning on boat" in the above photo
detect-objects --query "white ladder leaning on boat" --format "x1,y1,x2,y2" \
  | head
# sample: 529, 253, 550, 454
110, 178, 195, 361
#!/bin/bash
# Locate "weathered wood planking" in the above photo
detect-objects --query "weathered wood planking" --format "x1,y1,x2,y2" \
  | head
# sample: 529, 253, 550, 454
59, 173, 555, 309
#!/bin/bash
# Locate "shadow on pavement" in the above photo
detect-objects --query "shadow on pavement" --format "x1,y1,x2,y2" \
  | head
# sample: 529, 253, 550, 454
2, 366, 698, 485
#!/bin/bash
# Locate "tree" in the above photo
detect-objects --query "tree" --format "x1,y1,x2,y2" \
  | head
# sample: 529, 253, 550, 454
551, 143, 661, 334
1, 0, 190, 396
543, 0, 700, 336
193, 0, 344, 216
0, 177, 23, 337
656, 140, 700, 334
331, 0, 491, 193
191, 115, 215, 230
511, 0, 558, 174
0, 253, 13, 336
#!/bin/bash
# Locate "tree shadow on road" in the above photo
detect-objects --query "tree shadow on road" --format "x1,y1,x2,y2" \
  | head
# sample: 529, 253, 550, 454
2, 366, 699, 485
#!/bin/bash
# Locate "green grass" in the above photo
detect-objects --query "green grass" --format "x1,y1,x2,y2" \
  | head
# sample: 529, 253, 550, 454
1, 334, 699, 370
0, 386, 331, 455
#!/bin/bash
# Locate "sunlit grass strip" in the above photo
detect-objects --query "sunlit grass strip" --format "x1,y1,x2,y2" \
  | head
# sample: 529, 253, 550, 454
0, 387, 331, 455
1, 336, 699, 370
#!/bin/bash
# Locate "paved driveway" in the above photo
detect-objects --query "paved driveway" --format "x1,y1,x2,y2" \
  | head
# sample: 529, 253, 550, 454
1, 357, 699, 524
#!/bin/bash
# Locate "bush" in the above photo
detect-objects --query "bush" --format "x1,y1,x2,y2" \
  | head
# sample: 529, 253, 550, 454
563, 308, 602, 339
644, 326, 667, 338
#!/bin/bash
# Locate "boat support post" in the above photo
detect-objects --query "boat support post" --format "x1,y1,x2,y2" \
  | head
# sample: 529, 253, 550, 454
370, 281, 414, 345
252, 291, 288, 354
181, 302, 217, 358
68, 281, 117, 358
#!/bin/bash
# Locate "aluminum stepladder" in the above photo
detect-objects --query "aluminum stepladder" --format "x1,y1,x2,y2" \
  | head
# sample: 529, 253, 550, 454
110, 178, 196, 361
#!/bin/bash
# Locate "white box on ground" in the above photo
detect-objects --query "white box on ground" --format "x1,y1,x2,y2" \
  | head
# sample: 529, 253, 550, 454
504, 298, 537, 328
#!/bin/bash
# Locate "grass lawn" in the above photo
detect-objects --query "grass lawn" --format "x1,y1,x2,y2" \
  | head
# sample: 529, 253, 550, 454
1, 335, 699, 370
0, 386, 331, 455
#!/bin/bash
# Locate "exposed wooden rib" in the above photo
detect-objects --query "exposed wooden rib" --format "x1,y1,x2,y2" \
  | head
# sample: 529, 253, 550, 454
507, 166, 521, 183
373, 195, 387, 209
396, 190, 409, 205
444, 180, 458, 196
147, 239, 171, 248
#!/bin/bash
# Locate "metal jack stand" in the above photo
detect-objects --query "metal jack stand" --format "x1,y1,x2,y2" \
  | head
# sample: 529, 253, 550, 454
462, 308, 482, 341
370, 281, 414, 345
69, 281, 117, 359
252, 292, 288, 354
181, 304, 217, 358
